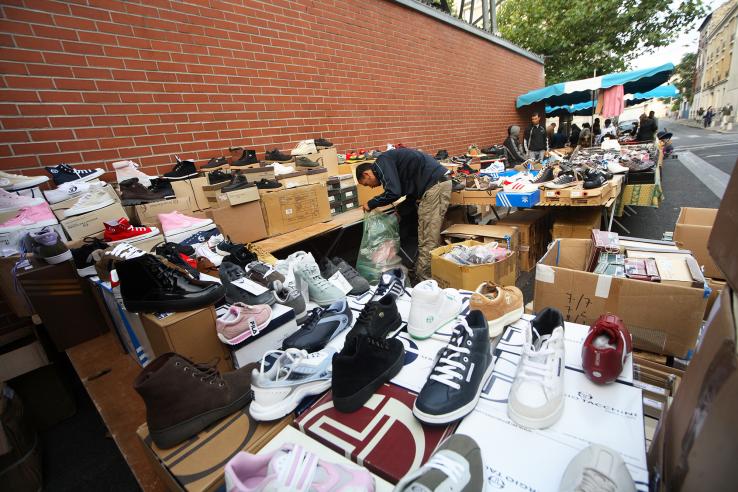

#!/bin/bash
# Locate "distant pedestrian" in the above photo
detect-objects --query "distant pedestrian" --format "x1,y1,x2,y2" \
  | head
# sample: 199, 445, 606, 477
503, 125, 526, 166
524, 112, 548, 160
704, 106, 713, 128
592, 118, 601, 137
648, 111, 659, 132
569, 124, 581, 146
636, 113, 657, 141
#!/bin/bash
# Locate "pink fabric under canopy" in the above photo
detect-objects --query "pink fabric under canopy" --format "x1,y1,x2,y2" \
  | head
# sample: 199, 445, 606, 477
601, 85, 624, 117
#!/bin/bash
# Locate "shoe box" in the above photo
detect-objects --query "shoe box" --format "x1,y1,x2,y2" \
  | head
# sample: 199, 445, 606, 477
497, 208, 552, 271
275, 170, 309, 188
235, 165, 276, 184
626, 169, 656, 184
294, 383, 456, 484
259, 183, 331, 236
326, 174, 356, 192
330, 199, 343, 216
228, 303, 298, 368
430, 239, 517, 291
341, 197, 359, 213
129, 196, 195, 229
48, 180, 117, 220
170, 176, 209, 211
206, 200, 267, 244
495, 188, 540, 208
214, 186, 260, 207
140, 307, 233, 374
61, 201, 129, 241
137, 411, 292, 492
258, 425, 394, 491
534, 238, 708, 358
648, 287, 738, 491
318, 147, 339, 176
551, 207, 602, 240
673, 207, 722, 280
305, 167, 328, 185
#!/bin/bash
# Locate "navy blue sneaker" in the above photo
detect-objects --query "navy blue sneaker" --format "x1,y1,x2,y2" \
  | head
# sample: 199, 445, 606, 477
45, 164, 104, 186
179, 228, 221, 247
282, 299, 352, 352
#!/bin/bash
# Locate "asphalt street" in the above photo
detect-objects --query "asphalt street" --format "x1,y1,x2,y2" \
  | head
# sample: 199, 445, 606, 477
614, 119, 736, 239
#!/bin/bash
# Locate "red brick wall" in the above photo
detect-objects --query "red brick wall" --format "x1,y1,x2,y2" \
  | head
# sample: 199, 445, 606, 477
0, 0, 544, 180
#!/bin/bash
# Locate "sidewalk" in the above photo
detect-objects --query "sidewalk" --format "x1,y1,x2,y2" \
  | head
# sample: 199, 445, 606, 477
666, 118, 738, 134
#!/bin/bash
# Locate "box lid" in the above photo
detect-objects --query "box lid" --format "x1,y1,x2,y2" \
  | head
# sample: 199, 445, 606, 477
142, 308, 211, 327
276, 171, 308, 180
307, 168, 327, 175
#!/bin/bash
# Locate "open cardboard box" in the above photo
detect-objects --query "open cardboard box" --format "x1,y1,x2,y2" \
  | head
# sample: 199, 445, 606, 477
674, 207, 722, 279
431, 239, 517, 290
534, 238, 707, 358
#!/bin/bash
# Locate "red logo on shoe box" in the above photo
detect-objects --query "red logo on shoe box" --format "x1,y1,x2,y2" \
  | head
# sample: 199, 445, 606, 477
294, 383, 457, 484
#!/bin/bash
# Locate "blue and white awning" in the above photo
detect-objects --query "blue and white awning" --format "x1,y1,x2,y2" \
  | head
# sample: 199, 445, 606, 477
517, 63, 675, 109
544, 84, 679, 115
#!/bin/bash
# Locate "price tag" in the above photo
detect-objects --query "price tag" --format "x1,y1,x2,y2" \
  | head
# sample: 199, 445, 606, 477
570, 190, 582, 198
328, 271, 353, 295
233, 277, 269, 295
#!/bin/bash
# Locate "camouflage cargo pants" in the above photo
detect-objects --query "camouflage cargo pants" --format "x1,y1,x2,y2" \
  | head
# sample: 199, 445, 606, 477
416, 179, 452, 281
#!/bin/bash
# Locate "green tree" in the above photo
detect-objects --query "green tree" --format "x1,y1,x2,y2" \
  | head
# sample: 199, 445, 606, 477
498, 0, 705, 84
673, 52, 697, 105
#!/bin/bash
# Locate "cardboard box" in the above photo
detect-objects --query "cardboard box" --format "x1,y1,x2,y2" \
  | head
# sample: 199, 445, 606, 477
704, 277, 726, 320
134, 197, 193, 228
449, 188, 499, 206
259, 183, 331, 236
305, 167, 329, 185
342, 197, 358, 212
49, 182, 119, 220
552, 208, 602, 239
171, 176, 209, 211
496, 189, 540, 208
0, 338, 50, 382
294, 383, 456, 484
206, 201, 267, 244
708, 166, 738, 289
327, 190, 340, 204
0, 223, 66, 257
141, 307, 232, 373
137, 411, 292, 492
497, 209, 551, 271
276, 170, 309, 188
441, 224, 520, 254
534, 238, 708, 357
431, 240, 517, 290
330, 202, 343, 215
217, 186, 260, 207
674, 207, 722, 279
648, 287, 738, 491
0, 255, 33, 317
319, 147, 339, 176
339, 186, 357, 201
61, 201, 128, 241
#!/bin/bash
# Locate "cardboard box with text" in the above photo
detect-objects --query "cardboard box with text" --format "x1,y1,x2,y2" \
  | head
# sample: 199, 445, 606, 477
259, 183, 331, 236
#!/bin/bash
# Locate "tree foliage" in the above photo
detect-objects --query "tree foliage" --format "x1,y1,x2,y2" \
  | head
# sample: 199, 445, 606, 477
498, 0, 705, 84
673, 52, 697, 104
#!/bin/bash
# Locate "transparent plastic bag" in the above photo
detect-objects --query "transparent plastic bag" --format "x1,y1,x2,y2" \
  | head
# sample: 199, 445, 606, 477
356, 211, 402, 283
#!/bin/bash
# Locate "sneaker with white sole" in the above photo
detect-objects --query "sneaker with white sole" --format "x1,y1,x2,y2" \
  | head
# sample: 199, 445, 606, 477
372, 267, 407, 301
407, 280, 463, 339
45, 163, 104, 186
193, 242, 222, 267
413, 311, 493, 424
0, 203, 57, 233
470, 282, 524, 337
28, 227, 72, 264
94, 242, 147, 283
294, 254, 344, 306
290, 139, 318, 156
113, 160, 153, 187
502, 179, 539, 193
0, 171, 49, 191
0, 188, 44, 213
606, 161, 629, 174
43, 180, 102, 205
544, 171, 580, 189
158, 211, 213, 238
559, 444, 636, 492
249, 347, 335, 421
507, 307, 566, 429
63, 185, 115, 217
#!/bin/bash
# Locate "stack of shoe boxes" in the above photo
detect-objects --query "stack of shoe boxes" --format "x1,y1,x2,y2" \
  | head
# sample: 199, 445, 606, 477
327, 175, 358, 216
55, 186, 129, 242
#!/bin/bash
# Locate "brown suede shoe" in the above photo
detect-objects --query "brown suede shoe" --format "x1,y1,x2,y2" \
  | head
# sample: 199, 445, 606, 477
133, 353, 253, 448
469, 282, 524, 338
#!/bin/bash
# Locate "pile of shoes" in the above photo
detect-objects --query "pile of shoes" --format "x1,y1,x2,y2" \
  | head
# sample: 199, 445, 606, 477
441, 241, 511, 265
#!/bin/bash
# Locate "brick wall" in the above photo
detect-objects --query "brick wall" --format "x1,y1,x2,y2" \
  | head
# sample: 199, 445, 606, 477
0, 0, 544, 180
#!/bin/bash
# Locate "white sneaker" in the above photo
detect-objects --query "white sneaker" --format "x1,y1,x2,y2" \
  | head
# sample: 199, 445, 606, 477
63, 185, 115, 218
507, 307, 566, 429
559, 444, 636, 492
271, 162, 295, 175
206, 233, 224, 249
607, 161, 629, 174
0, 171, 49, 191
113, 160, 153, 187
407, 280, 463, 339
0, 188, 44, 213
290, 139, 317, 156
44, 180, 102, 204
193, 242, 223, 267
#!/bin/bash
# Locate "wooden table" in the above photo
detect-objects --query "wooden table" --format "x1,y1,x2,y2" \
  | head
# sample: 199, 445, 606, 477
67, 332, 166, 492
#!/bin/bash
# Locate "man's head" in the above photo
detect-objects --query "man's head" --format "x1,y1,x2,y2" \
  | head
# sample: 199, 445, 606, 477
605, 119, 612, 127
356, 162, 380, 187
548, 123, 556, 131
531, 112, 540, 125
649, 111, 655, 118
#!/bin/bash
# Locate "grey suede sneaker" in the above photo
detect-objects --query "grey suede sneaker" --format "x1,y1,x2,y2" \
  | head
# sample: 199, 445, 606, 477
219, 261, 275, 305
272, 280, 307, 322
28, 227, 72, 264
393, 434, 483, 492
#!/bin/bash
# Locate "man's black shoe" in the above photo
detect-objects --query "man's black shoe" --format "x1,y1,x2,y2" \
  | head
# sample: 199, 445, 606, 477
154, 242, 199, 278
207, 170, 232, 186
264, 149, 293, 162
221, 244, 257, 268
117, 254, 225, 313
162, 158, 198, 180
231, 149, 259, 168
314, 138, 333, 149
219, 261, 275, 305
434, 150, 449, 160
148, 178, 175, 198
413, 310, 492, 424
222, 174, 254, 192
71, 238, 109, 277
255, 178, 282, 190
346, 294, 402, 342
282, 299, 352, 352
201, 157, 228, 171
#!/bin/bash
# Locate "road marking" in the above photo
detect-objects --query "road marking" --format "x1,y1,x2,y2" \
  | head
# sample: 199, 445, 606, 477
704, 154, 722, 157
686, 135, 700, 138
675, 142, 738, 151
678, 151, 730, 199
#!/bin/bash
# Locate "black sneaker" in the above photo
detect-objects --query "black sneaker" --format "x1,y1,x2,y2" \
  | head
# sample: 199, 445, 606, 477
222, 174, 254, 192
531, 163, 555, 184
219, 261, 275, 305
371, 267, 406, 301
320, 257, 370, 295
413, 310, 493, 424
71, 237, 109, 277
45, 163, 104, 185
347, 294, 402, 342
314, 138, 333, 149
544, 171, 579, 189
255, 178, 282, 190
231, 149, 259, 168
583, 169, 610, 189
264, 149, 293, 162
154, 242, 199, 278
331, 335, 405, 413
222, 244, 258, 268
116, 254, 225, 313
282, 299, 352, 352
201, 157, 228, 171
162, 158, 198, 180
148, 178, 175, 198
207, 170, 232, 186
215, 237, 238, 256
434, 150, 449, 160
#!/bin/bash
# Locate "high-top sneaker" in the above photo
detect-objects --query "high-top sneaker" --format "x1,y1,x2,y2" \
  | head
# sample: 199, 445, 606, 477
45, 163, 104, 185
113, 160, 153, 187
0, 202, 57, 233
94, 242, 146, 282
117, 254, 225, 312
294, 257, 344, 306
158, 211, 213, 238
582, 313, 632, 384
162, 158, 198, 180
119, 177, 171, 205
0, 188, 44, 213
407, 280, 463, 339
154, 242, 200, 279
207, 169, 232, 186
346, 293, 402, 342
314, 137, 333, 149
148, 178, 175, 199
28, 227, 72, 264
413, 311, 493, 424
104, 218, 160, 244
231, 149, 258, 168
0, 171, 49, 191
133, 352, 253, 448
221, 174, 253, 192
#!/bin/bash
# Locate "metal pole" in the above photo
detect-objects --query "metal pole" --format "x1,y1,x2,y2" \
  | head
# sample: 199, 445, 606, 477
591, 69, 596, 145
481, 0, 489, 30
491, 0, 497, 32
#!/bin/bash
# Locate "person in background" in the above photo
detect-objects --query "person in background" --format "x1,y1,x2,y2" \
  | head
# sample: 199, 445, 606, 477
578, 123, 593, 147
551, 126, 567, 148
704, 106, 714, 128
657, 130, 674, 157
503, 125, 526, 166
648, 111, 659, 132
546, 122, 556, 144
569, 123, 581, 147
524, 112, 548, 160
356, 148, 451, 282
636, 113, 655, 141
592, 118, 601, 138
597, 118, 617, 144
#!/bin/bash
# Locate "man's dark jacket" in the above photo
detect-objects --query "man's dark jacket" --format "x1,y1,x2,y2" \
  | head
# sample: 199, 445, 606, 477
367, 148, 447, 209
